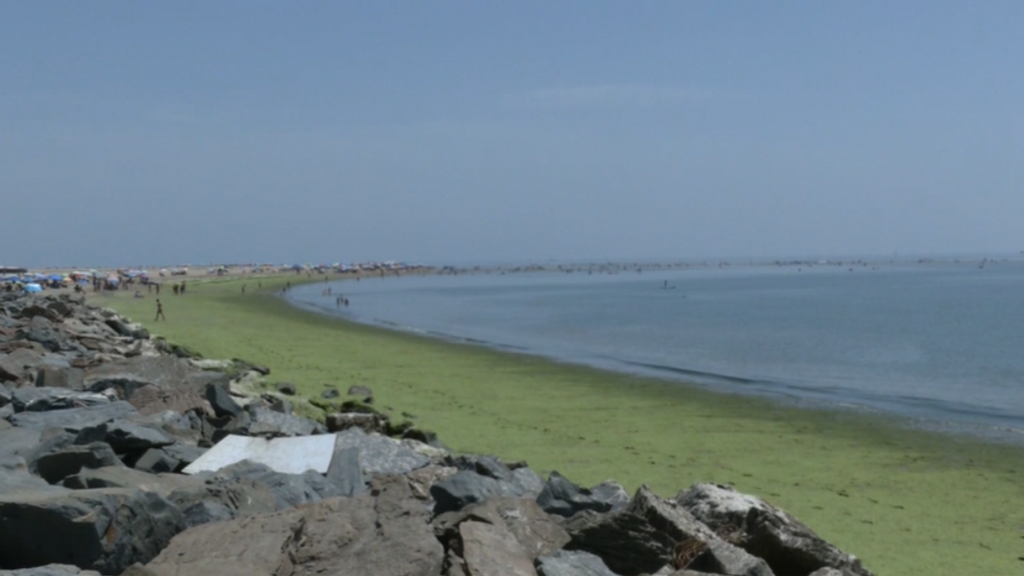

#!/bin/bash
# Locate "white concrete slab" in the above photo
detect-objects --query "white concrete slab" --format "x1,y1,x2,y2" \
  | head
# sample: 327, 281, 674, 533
182, 434, 336, 475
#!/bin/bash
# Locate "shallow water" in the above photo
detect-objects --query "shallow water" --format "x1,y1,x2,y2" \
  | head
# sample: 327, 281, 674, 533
288, 261, 1024, 438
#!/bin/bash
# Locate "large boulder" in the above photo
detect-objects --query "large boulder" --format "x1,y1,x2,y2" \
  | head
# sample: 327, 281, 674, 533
136, 475, 444, 576
8, 402, 138, 432
537, 471, 630, 518
565, 486, 772, 576
10, 388, 110, 412
459, 520, 538, 576
206, 460, 342, 510
33, 442, 121, 484
434, 497, 571, 561
0, 488, 184, 574
677, 484, 872, 576
536, 550, 620, 576
333, 427, 431, 476
431, 467, 545, 515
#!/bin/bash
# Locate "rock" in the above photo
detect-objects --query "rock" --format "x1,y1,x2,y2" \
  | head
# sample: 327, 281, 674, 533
167, 476, 278, 528
208, 460, 341, 509
204, 384, 242, 418
333, 427, 430, 476
460, 520, 538, 576
0, 564, 102, 575
405, 464, 458, 500
9, 401, 138, 432
0, 456, 67, 494
139, 475, 444, 576
677, 483, 872, 576
346, 384, 373, 403
62, 466, 201, 494
132, 448, 182, 473
325, 411, 388, 434
325, 446, 366, 497
275, 383, 296, 395
10, 387, 110, 412
321, 387, 340, 399
688, 539, 775, 576
431, 470, 540, 515
245, 405, 322, 437
34, 442, 121, 484
104, 421, 176, 452
0, 488, 184, 574
434, 497, 571, 561
0, 426, 43, 460
536, 550, 620, 576
160, 443, 207, 468
538, 471, 631, 518
36, 365, 85, 390
564, 485, 722, 576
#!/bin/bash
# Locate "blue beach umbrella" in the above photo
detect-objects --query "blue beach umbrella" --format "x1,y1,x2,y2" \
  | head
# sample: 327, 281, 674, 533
24, 283, 43, 293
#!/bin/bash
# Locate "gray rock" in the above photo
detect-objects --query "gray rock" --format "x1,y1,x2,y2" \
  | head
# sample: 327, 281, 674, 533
460, 520, 538, 576
537, 550, 620, 576
10, 387, 110, 412
167, 476, 278, 528
434, 497, 571, 561
133, 448, 181, 473
160, 443, 207, 467
0, 456, 67, 494
204, 384, 242, 418
0, 563, 102, 575
564, 485, 720, 576
104, 421, 176, 452
0, 426, 43, 460
62, 466, 202, 494
678, 483, 873, 576
321, 387, 340, 399
538, 471, 627, 518
34, 442, 122, 484
333, 427, 430, 476
209, 460, 341, 509
325, 446, 366, 496
431, 469, 541, 515
140, 475, 443, 576
9, 401, 138, 432
245, 405, 322, 437
35, 365, 85, 390
347, 384, 373, 403
275, 383, 296, 395
0, 488, 184, 574
688, 539, 775, 576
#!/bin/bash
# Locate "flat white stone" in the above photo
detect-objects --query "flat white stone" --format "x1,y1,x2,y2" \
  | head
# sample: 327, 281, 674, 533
182, 434, 336, 475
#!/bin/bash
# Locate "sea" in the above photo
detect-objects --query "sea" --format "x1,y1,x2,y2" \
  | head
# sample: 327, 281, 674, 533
286, 259, 1024, 443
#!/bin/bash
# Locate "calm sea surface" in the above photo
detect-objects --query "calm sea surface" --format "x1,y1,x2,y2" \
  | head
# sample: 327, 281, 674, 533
287, 262, 1024, 440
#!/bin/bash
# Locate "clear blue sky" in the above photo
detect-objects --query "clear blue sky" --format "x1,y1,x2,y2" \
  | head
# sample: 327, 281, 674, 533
2, 2, 1022, 267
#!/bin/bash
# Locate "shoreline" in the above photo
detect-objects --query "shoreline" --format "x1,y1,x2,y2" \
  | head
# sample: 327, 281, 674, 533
284, 265, 1024, 447
98, 274, 1024, 575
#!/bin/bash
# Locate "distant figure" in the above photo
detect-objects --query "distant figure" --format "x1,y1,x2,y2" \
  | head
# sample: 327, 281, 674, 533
336, 296, 341, 308
155, 283, 161, 294
180, 281, 186, 294
258, 281, 262, 289
327, 287, 332, 296
134, 290, 143, 298
155, 299, 166, 321
172, 284, 179, 295
344, 297, 349, 307
241, 284, 246, 294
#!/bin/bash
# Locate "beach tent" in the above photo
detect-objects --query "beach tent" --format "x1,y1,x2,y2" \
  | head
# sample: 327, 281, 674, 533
24, 283, 43, 293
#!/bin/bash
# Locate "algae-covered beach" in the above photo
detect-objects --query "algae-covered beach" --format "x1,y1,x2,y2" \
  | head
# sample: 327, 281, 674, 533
101, 275, 1024, 576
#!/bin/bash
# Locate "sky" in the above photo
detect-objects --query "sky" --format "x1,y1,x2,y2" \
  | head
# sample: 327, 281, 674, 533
2, 2, 1023, 267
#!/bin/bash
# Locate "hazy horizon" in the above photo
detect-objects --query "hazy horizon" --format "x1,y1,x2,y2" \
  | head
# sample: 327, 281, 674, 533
4, 2, 1023, 267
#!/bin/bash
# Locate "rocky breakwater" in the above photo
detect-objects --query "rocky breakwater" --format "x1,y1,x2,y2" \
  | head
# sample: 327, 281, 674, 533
0, 293, 873, 576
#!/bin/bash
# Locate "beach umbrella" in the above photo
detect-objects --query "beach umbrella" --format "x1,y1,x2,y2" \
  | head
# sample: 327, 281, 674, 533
24, 283, 43, 293
47, 274, 63, 281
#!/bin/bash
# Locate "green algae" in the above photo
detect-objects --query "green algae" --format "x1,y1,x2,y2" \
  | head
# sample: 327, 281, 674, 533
102, 276, 1024, 576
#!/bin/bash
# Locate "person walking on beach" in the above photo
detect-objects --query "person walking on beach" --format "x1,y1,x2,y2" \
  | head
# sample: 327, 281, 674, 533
180, 281, 186, 294
241, 284, 246, 295
155, 299, 166, 321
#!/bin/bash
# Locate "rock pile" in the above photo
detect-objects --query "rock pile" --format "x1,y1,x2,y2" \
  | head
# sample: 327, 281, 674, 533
0, 293, 873, 576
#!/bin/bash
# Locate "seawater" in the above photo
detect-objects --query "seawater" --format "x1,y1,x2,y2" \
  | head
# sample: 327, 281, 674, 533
287, 262, 1024, 440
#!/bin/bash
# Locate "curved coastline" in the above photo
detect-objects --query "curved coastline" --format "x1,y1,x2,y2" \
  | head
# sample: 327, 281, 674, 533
286, 269, 1024, 444
101, 273, 1024, 576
